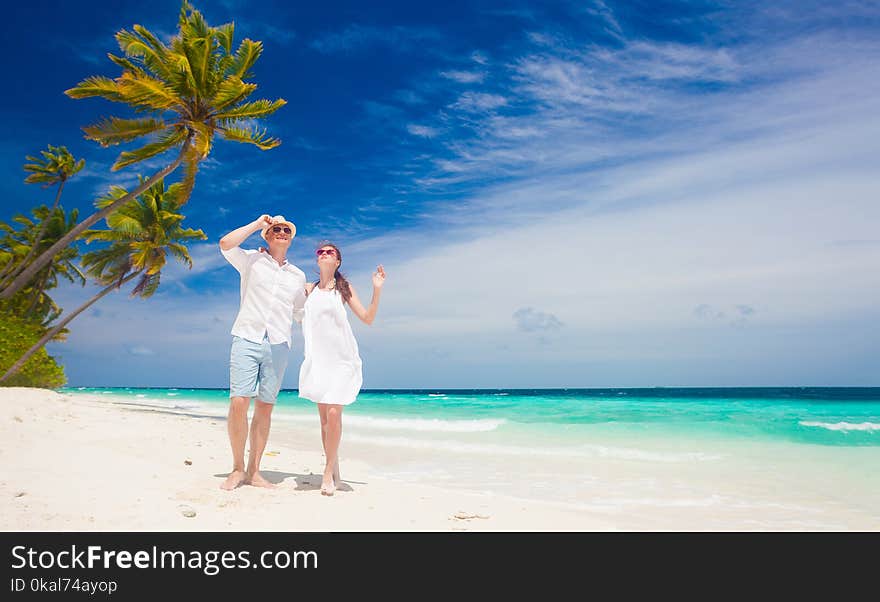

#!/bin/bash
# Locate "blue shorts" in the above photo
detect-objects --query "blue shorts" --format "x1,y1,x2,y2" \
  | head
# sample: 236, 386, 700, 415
229, 335, 289, 404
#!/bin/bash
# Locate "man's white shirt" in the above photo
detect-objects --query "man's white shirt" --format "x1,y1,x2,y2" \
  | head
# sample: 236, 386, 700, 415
221, 246, 307, 347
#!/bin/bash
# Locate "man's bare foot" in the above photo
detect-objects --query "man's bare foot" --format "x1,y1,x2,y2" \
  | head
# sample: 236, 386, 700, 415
246, 472, 277, 489
221, 470, 246, 490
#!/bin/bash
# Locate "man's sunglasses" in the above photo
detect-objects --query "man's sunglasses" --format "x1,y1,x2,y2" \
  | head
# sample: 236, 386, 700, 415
271, 226, 292, 234
316, 248, 337, 257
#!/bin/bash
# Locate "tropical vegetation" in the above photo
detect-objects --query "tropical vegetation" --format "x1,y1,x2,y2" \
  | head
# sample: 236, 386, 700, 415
0, 1, 285, 388
0, 179, 206, 384
0, 0, 285, 301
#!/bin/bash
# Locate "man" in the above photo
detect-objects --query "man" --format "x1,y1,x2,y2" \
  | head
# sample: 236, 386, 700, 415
218, 214, 306, 490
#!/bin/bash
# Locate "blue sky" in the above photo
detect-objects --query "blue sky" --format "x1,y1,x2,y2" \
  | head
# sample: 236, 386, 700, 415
2, 0, 879, 388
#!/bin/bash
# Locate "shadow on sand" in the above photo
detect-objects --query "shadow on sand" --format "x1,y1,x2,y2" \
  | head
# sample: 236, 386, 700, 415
214, 470, 357, 492
114, 404, 361, 493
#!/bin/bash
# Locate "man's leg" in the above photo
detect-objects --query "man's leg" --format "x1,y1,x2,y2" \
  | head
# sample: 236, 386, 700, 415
246, 400, 276, 488
221, 396, 251, 490
245, 339, 288, 488
223, 336, 259, 490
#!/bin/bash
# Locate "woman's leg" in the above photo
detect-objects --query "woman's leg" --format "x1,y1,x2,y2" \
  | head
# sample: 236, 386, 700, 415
317, 403, 341, 486
317, 402, 329, 467
319, 403, 343, 495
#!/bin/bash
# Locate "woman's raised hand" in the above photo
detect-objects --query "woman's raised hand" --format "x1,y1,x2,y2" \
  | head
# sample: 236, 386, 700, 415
372, 265, 386, 288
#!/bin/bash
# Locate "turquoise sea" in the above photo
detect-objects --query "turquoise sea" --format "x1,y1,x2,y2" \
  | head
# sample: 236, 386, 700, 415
63, 387, 880, 528
63, 386, 880, 445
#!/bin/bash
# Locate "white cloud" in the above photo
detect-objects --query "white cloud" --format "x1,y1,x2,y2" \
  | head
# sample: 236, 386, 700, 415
513, 307, 564, 332
407, 124, 440, 138
584, 0, 624, 39
450, 92, 508, 113
335, 78, 880, 384
440, 70, 486, 84
471, 51, 489, 65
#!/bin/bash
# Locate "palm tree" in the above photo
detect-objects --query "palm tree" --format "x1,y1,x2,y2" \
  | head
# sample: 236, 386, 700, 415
0, 146, 84, 288
0, 206, 85, 326
0, 178, 206, 383
0, 0, 285, 301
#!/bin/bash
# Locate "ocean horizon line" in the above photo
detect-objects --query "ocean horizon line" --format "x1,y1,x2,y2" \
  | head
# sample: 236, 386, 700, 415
63, 385, 880, 396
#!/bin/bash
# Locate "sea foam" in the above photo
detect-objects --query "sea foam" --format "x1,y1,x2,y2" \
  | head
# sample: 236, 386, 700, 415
275, 413, 506, 433
799, 421, 880, 432
343, 433, 721, 462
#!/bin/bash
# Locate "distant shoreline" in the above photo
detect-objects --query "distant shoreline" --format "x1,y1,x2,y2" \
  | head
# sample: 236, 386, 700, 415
57, 385, 880, 397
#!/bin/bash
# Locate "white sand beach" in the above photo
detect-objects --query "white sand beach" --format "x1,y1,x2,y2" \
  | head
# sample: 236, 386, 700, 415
0, 387, 615, 531
2, 387, 878, 531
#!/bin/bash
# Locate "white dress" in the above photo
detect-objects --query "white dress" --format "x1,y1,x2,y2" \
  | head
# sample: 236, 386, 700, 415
298, 285, 363, 405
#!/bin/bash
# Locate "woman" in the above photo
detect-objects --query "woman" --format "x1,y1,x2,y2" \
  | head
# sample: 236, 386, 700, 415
298, 242, 386, 496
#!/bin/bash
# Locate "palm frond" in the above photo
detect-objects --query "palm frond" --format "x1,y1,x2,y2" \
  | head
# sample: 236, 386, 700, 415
182, 5, 211, 39
131, 271, 161, 298
105, 213, 148, 238
221, 126, 281, 150
177, 144, 201, 204
129, 241, 162, 273
116, 27, 173, 81
117, 72, 180, 111
12, 214, 37, 229
83, 117, 168, 147
23, 171, 58, 186
157, 210, 185, 229
217, 54, 235, 78
211, 75, 257, 110
94, 185, 131, 210
215, 99, 287, 121
112, 127, 188, 171
230, 38, 262, 79
57, 260, 86, 285
177, 5, 219, 92
107, 52, 147, 76
182, 34, 212, 92
175, 227, 207, 242
132, 24, 172, 58
81, 244, 131, 276
166, 49, 198, 94
65, 76, 124, 102
165, 242, 193, 268
215, 22, 234, 54
84, 228, 134, 244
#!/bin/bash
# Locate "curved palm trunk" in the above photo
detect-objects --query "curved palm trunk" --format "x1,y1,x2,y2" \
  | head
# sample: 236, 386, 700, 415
0, 137, 192, 301
0, 180, 66, 290
0, 271, 141, 383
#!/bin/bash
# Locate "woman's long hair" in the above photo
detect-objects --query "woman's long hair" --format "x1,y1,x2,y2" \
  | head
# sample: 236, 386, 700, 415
315, 242, 351, 303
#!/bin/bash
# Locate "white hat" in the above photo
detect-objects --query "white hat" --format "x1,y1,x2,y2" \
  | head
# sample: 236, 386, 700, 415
260, 215, 296, 241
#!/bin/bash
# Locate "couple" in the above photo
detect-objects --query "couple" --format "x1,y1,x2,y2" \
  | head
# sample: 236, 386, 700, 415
218, 214, 386, 496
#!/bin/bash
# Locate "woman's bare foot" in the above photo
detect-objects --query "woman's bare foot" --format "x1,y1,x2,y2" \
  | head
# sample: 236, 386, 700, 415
246, 472, 277, 489
220, 470, 246, 490
320, 478, 336, 496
